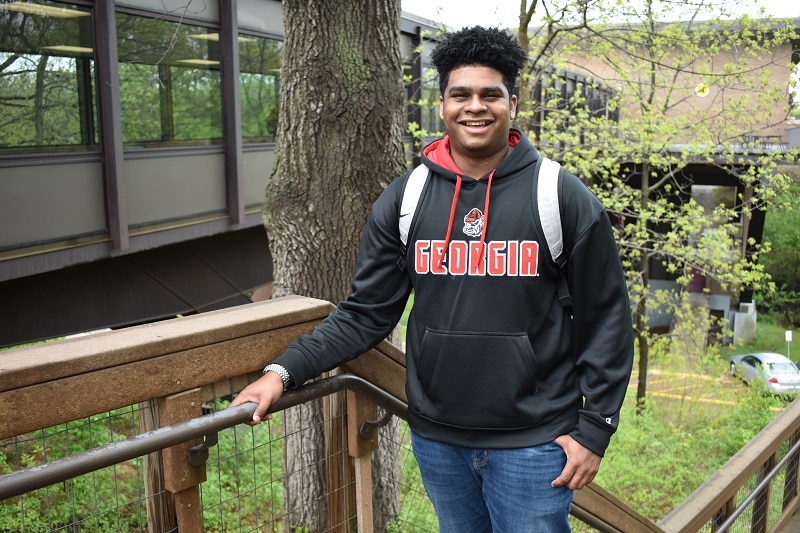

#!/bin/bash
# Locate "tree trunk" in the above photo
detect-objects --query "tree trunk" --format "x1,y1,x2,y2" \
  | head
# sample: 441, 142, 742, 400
265, 0, 407, 530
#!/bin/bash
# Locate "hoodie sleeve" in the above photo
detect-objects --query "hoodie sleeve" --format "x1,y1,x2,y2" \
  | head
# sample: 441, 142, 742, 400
560, 171, 634, 456
272, 176, 413, 388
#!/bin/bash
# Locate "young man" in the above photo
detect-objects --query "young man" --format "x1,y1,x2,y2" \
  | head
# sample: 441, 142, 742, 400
231, 26, 634, 532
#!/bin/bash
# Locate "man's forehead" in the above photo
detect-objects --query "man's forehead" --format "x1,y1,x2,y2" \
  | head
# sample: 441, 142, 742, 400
445, 66, 506, 92
447, 65, 504, 82
445, 84, 506, 94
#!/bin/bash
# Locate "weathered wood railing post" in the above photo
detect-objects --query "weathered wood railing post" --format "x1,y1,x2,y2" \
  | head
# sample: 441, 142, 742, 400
347, 389, 379, 533
140, 400, 177, 532
751, 454, 776, 533
157, 388, 206, 531
784, 430, 800, 509
325, 378, 357, 532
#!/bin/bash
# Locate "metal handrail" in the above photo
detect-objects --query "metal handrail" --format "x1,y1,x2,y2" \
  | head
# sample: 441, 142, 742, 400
0, 374, 407, 501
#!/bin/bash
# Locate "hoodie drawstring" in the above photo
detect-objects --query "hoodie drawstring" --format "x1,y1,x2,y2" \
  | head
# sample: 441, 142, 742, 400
439, 174, 462, 268
479, 169, 496, 256
438, 169, 496, 269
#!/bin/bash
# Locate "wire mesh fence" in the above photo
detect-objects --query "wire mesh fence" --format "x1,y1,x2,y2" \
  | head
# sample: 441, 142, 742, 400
0, 405, 161, 532
0, 392, 437, 532
8, 383, 797, 532
695, 434, 800, 533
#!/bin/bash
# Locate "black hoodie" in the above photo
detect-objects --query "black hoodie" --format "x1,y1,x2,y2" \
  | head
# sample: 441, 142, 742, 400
272, 129, 634, 456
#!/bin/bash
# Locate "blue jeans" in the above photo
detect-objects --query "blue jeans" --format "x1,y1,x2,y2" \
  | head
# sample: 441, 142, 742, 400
411, 432, 573, 533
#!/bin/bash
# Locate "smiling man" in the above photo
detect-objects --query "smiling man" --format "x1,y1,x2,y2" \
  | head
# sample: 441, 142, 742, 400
438, 64, 516, 177
230, 26, 634, 532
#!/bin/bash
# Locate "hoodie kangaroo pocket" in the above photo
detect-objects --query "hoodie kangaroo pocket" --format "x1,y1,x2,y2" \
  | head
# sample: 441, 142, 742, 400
416, 329, 543, 429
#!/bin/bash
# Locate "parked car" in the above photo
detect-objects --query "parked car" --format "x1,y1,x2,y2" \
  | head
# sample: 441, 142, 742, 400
729, 352, 800, 396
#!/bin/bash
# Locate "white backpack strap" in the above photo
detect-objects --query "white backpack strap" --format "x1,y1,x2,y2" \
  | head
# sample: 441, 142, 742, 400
399, 164, 429, 247
537, 157, 564, 265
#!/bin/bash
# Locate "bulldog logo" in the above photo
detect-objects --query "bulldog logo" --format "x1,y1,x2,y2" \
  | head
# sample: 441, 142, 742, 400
462, 208, 484, 238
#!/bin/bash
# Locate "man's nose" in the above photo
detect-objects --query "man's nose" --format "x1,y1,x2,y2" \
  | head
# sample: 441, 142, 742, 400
465, 94, 486, 112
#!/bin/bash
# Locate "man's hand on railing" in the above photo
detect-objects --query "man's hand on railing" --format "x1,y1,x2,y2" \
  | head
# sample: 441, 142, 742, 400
228, 371, 285, 425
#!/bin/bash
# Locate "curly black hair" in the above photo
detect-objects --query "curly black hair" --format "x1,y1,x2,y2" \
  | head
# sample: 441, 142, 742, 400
430, 26, 528, 96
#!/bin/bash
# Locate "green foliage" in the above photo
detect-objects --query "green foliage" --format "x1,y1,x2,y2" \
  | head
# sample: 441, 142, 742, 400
757, 171, 800, 326
200, 400, 285, 532
405, 64, 444, 154
0, 54, 89, 149
0, 408, 147, 531
399, 291, 414, 341
755, 284, 800, 328
596, 384, 780, 520
386, 423, 438, 533
0, 404, 285, 532
589, 312, 792, 522
4, 401, 439, 532
719, 312, 798, 359
0, 10, 281, 151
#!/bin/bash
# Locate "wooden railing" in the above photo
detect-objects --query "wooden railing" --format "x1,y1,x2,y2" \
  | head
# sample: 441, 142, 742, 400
0, 296, 673, 531
660, 398, 800, 532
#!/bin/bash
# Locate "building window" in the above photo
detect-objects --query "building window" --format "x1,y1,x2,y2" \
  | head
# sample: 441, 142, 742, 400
404, 63, 442, 138
0, 1, 96, 153
419, 67, 442, 135
239, 34, 281, 143
116, 12, 222, 147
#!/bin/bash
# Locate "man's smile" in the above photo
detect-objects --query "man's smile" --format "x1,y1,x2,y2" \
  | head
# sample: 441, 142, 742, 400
460, 120, 492, 128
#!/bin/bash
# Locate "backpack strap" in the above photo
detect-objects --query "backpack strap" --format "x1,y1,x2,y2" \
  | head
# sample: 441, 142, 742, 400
536, 157, 572, 309
537, 157, 564, 265
399, 163, 429, 248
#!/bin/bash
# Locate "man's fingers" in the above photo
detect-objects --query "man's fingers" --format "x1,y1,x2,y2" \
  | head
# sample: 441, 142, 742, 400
551, 462, 575, 488
227, 372, 285, 425
551, 435, 600, 490
252, 400, 274, 424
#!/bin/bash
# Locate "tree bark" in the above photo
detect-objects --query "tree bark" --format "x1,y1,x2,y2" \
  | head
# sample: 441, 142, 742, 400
265, 1, 407, 530
266, 1, 406, 301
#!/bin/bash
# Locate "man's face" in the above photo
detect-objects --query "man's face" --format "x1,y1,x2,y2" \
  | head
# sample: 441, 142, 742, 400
439, 65, 517, 161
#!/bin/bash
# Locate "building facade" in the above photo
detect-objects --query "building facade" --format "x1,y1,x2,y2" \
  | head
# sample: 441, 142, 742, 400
0, 0, 443, 346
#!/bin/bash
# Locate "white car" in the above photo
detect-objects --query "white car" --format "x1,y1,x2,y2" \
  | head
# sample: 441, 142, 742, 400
730, 352, 800, 396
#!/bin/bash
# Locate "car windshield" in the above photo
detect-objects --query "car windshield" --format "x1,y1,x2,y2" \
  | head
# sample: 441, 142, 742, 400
767, 363, 798, 374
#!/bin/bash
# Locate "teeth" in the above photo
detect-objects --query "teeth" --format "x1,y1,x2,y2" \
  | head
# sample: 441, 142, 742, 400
464, 121, 488, 126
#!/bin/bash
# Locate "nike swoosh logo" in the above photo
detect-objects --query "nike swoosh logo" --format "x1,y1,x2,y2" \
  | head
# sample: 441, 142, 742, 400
400, 213, 413, 218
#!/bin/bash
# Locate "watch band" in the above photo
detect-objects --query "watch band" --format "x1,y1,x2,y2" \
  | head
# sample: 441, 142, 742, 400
263, 363, 291, 390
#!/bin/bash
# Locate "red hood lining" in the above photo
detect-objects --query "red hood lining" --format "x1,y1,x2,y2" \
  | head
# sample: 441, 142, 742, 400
423, 130, 521, 175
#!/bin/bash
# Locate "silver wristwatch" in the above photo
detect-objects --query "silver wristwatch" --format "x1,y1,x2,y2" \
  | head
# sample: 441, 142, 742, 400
263, 363, 291, 390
